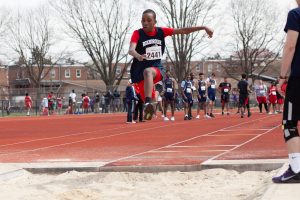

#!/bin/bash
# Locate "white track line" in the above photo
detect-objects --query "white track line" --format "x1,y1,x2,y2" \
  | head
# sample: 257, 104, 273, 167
220, 129, 271, 132
203, 124, 281, 163
104, 115, 273, 164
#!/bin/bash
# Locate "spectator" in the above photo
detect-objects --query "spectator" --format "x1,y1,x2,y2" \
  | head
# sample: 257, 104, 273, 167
69, 89, 76, 114
94, 92, 100, 113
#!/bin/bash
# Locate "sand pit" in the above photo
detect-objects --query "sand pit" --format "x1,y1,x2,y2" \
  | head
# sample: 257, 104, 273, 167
0, 168, 277, 200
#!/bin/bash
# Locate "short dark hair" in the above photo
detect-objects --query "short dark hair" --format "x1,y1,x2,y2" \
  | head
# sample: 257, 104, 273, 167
143, 9, 156, 20
211, 73, 215, 76
199, 73, 204, 76
242, 73, 247, 79
25, 93, 28, 96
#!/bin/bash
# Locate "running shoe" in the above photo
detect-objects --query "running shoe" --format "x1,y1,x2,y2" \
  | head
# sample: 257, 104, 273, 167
222, 111, 224, 115
188, 116, 192, 120
184, 115, 188, 120
144, 103, 155, 120
196, 115, 200, 119
210, 113, 215, 118
205, 114, 211, 119
170, 116, 175, 121
272, 166, 300, 183
248, 112, 252, 117
164, 117, 170, 121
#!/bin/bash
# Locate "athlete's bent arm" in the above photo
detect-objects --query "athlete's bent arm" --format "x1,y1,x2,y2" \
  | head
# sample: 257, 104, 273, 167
278, 30, 298, 93
128, 42, 147, 61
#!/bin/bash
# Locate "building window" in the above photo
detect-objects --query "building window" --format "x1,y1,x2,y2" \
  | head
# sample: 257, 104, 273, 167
196, 63, 202, 72
50, 69, 55, 79
208, 64, 213, 73
116, 66, 121, 75
76, 69, 81, 78
65, 69, 70, 78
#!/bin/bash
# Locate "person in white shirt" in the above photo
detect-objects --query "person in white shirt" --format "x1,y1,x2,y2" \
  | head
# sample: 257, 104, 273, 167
69, 89, 76, 114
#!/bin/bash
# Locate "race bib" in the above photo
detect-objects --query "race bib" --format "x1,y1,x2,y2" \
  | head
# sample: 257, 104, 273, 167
146, 46, 162, 60
191, 86, 196, 91
260, 90, 265, 94
167, 88, 173, 93
186, 88, 192, 93
201, 86, 205, 91
224, 88, 229, 93
211, 85, 216, 89
272, 91, 276, 95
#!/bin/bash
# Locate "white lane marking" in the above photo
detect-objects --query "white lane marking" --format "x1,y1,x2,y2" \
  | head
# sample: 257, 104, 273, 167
104, 115, 273, 164
203, 124, 281, 163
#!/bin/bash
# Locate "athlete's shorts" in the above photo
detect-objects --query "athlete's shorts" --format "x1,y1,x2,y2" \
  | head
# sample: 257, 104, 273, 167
25, 103, 32, 109
183, 95, 193, 104
257, 96, 267, 104
277, 98, 284, 105
164, 93, 175, 102
208, 93, 216, 102
198, 95, 207, 103
136, 67, 163, 101
283, 77, 300, 121
239, 95, 249, 106
269, 95, 277, 104
221, 94, 230, 103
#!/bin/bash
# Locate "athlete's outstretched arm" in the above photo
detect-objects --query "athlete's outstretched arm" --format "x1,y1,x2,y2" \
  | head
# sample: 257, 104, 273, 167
173, 26, 213, 38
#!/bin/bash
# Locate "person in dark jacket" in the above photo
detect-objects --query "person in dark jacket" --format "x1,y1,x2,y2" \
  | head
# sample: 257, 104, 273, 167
133, 83, 145, 122
125, 79, 137, 124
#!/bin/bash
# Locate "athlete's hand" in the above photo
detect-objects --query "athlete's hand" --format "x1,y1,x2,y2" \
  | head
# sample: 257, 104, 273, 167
137, 54, 147, 61
277, 79, 286, 97
205, 27, 213, 38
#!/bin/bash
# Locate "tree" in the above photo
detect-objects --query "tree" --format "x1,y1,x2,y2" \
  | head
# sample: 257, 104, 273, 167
152, 0, 216, 86
221, 0, 284, 83
52, 0, 132, 91
6, 6, 66, 112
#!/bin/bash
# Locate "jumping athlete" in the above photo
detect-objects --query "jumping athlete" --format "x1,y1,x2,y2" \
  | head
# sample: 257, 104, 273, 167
218, 77, 231, 116
128, 9, 213, 120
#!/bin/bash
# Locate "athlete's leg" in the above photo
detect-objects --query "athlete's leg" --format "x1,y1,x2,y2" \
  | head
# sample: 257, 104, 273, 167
143, 68, 157, 103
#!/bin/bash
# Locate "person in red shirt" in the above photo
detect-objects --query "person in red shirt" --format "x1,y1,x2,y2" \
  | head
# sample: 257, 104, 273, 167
268, 82, 278, 114
24, 93, 32, 116
128, 9, 213, 120
82, 94, 90, 114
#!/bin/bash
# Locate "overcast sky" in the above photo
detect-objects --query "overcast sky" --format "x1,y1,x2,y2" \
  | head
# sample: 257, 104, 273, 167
0, 0, 298, 64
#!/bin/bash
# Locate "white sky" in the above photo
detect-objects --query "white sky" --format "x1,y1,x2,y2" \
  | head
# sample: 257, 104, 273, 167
0, 0, 298, 64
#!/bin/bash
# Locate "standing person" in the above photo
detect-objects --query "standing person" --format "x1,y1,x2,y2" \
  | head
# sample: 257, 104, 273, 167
237, 74, 251, 118
231, 88, 239, 110
94, 92, 100, 113
181, 74, 194, 120
69, 89, 76, 114
24, 93, 32, 116
268, 81, 278, 115
218, 77, 232, 116
41, 95, 49, 116
133, 83, 145, 123
206, 73, 217, 118
82, 94, 90, 114
276, 78, 285, 113
273, 2, 300, 183
125, 79, 137, 124
254, 80, 268, 114
196, 73, 210, 119
128, 9, 213, 120
154, 83, 164, 119
56, 95, 63, 115
47, 92, 54, 115
163, 70, 176, 121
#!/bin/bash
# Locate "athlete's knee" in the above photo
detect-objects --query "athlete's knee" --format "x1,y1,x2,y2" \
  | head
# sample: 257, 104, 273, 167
282, 120, 299, 142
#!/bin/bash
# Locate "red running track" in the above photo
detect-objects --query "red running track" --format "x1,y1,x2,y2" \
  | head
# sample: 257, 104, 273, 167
0, 111, 287, 167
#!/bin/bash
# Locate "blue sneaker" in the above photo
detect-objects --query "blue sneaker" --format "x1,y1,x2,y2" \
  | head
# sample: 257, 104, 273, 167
272, 166, 300, 183
143, 103, 155, 120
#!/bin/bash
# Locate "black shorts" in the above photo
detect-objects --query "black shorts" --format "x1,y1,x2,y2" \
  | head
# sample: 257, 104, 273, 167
198, 95, 207, 103
239, 95, 249, 106
183, 96, 193, 104
164, 93, 174, 102
221, 94, 230, 103
283, 77, 300, 121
